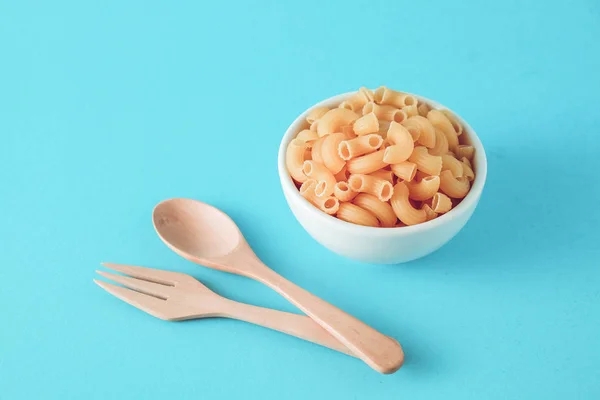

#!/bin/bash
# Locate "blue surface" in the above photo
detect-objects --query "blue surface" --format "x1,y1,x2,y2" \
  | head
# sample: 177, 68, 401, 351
1, 0, 600, 398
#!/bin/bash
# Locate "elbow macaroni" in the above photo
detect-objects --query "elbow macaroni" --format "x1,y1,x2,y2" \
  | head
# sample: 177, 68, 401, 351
317, 108, 360, 137
337, 202, 379, 227
441, 154, 464, 177
384, 122, 414, 164
346, 149, 387, 174
286, 87, 476, 228
432, 192, 452, 213
429, 128, 449, 156
353, 193, 397, 227
286, 139, 310, 183
405, 176, 441, 201
348, 173, 394, 202
338, 134, 383, 160
321, 133, 347, 174
427, 109, 459, 151
390, 182, 427, 226
353, 113, 380, 136
402, 116, 436, 148
409, 146, 443, 176
439, 170, 471, 198
390, 161, 417, 181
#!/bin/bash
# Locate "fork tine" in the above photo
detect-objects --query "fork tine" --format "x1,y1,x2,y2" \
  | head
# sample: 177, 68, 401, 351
96, 270, 172, 299
94, 279, 172, 320
101, 262, 178, 285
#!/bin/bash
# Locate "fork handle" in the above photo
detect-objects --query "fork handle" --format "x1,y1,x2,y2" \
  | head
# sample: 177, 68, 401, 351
217, 298, 355, 357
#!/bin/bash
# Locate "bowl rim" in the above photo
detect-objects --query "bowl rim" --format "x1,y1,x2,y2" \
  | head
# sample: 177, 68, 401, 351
277, 90, 488, 236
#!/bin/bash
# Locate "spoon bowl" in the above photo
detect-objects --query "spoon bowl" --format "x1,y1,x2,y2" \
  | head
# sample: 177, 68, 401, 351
153, 198, 244, 266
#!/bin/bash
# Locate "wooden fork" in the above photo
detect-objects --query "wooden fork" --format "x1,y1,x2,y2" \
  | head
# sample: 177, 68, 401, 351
95, 263, 354, 357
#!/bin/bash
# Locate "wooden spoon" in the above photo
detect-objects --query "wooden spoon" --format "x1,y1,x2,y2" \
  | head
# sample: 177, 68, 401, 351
152, 198, 404, 374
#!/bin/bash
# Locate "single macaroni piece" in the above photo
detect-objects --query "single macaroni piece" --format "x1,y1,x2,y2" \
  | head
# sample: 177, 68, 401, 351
321, 132, 347, 174
462, 160, 475, 181
296, 129, 319, 144
461, 156, 472, 168
353, 193, 397, 227
338, 134, 383, 160
390, 161, 417, 181
344, 91, 370, 112
346, 149, 388, 174
373, 86, 417, 109
353, 113, 380, 136
306, 107, 330, 124
302, 160, 337, 197
387, 121, 414, 146
441, 154, 464, 177
441, 109, 463, 136
427, 109, 459, 151
402, 116, 436, 148
317, 108, 360, 137
286, 139, 309, 183
421, 203, 438, 221
405, 175, 441, 201
390, 182, 427, 226
334, 181, 358, 202
359, 87, 375, 102
409, 146, 443, 176
456, 145, 475, 160
429, 128, 449, 156
384, 122, 414, 163
432, 192, 452, 213
439, 170, 470, 198
368, 168, 394, 184
337, 202, 379, 227
300, 180, 340, 215
417, 102, 431, 117
348, 173, 394, 202
363, 102, 406, 122
311, 137, 325, 164
402, 105, 418, 118
334, 165, 349, 182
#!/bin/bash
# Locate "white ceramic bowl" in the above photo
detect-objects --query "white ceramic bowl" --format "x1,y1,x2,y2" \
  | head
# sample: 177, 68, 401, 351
278, 91, 487, 264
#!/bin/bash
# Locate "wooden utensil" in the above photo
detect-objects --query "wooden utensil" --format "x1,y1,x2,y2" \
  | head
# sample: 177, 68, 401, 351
95, 263, 354, 356
152, 198, 404, 374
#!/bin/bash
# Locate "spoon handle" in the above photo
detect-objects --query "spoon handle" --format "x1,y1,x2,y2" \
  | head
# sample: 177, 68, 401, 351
255, 267, 404, 374
218, 298, 355, 357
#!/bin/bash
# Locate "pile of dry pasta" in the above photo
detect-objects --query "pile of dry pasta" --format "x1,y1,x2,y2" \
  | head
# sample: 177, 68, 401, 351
286, 87, 475, 227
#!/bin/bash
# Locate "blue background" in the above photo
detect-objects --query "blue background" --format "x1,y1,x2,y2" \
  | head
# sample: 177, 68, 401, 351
2, 0, 599, 398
